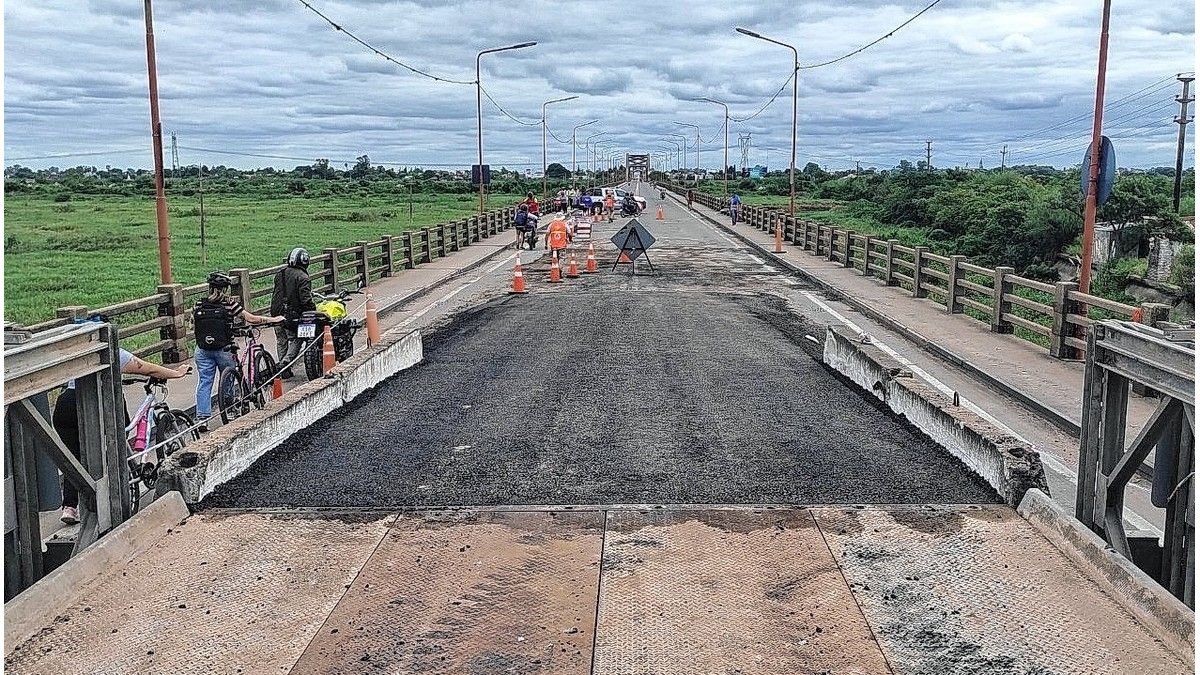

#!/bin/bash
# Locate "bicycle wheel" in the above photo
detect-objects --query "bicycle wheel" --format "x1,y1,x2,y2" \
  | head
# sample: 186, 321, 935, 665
218, 368, 252, 425
252, 348, 278, 405
156, 409, 197, 457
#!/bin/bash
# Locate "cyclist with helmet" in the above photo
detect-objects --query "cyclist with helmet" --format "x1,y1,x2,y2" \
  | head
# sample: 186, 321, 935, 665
194, 272, 281, 430
271, 247, 317, 378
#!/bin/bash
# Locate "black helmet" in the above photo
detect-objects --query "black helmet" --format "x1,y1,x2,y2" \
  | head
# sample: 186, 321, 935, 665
518, 203, 529, 212
287, 247, 310, 269
207, 272, 233, 289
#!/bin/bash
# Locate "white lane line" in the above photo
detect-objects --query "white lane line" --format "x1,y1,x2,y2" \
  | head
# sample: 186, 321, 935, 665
396, 251, 518, 328
798, 290, 1161, 534
666, 195, 742, 248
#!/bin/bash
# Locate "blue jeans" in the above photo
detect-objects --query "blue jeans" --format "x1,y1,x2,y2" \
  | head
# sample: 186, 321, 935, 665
195, 348, 237, 419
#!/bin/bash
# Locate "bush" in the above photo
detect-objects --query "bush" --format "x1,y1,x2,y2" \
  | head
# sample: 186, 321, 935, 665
1169, 244, 1194, 296
53, 192, 71, 202
1090, 257, 1147, 305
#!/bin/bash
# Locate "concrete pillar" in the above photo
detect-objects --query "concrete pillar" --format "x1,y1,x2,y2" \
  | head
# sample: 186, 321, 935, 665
1050, 281, 1078, 359
323, 247, 339, 291
842, 231, 854, 268
912, 246, 928, 298
402, 232, 416, 269
884, 240, 899, 286
381, 235, 395, 276
946, 255, 966, 313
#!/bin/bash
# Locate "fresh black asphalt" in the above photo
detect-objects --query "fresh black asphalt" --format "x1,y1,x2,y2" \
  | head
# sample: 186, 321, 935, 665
204, 268, 1000, 508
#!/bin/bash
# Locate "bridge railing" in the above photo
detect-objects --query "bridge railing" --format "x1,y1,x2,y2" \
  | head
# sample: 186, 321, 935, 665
661, 182, 1169, 361
19, 204, 519, 363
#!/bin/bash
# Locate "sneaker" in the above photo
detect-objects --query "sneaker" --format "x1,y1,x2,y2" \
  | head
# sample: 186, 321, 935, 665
60, 506, 79, 525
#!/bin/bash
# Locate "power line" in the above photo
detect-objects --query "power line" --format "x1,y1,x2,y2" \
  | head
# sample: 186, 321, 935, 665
798, 0, 944, 70
731, 72, 794, 123
7, 148, 147, 162
478, 84, 541, 126
1003, 76, 1179, 145
295, 0, 474, 85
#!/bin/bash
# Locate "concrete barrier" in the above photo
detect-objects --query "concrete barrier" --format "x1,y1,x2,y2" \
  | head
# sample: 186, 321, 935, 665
1018, 489, 1194, 664
4, 492, 191, 653
157, 327, 423, 504
822, 325, 1046, 507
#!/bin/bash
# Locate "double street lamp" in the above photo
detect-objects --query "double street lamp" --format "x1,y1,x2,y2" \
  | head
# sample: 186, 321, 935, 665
672, 121, 701, 172
542, 95, 578, 199
736, 27, 797, 253
696, 97, 729, 199
476, 41, 537, 213
571, 119, 599, 189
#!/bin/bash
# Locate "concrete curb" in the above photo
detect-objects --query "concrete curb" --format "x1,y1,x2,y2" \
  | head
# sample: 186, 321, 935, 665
673, 195, 1084, 438
4, 492, 191, 654
157, 327, 423, 504
823, 325, 1047, 507
1018, 489, 1195, 664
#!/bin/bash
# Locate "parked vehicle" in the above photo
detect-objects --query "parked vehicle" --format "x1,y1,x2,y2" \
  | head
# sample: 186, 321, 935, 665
124, 376, 197, 512
296, 288, 364, 380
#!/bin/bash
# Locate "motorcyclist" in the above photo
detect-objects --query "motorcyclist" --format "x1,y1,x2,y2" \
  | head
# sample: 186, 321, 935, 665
622, 193, 639, 216
513, 203, 538, 250
270, 247, 317, 379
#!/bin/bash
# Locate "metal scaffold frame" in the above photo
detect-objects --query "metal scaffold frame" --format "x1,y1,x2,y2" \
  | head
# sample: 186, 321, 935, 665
1076, 320, 1194, 606
4, 322, 131, 597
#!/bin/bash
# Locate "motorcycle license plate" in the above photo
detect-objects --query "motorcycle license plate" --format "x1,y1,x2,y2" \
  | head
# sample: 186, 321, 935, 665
297, 324, 316, 338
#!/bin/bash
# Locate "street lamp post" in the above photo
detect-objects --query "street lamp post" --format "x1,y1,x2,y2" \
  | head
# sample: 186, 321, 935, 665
585, 131, 610, 176
736, 27, 797, 253
542, 95, 578, 199
697, 98, 729, 199
673, 122, 700, 174
571, 119, 599, 191
476, 41, 537, 214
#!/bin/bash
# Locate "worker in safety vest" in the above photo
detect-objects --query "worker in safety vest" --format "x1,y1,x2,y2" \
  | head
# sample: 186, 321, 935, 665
544, 216, 573, 253
603, 193, 615, 222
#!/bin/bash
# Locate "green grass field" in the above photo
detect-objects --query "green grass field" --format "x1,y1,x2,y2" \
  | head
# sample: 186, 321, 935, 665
4, 192, 523, 325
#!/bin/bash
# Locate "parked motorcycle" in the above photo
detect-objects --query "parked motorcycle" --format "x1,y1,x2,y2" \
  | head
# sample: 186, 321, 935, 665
296, 288, 364, 380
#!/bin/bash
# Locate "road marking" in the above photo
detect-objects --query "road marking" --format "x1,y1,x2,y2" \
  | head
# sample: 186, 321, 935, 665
664, 194, 742, 248
396, 252, 517, 328
799, 289, 1161, 535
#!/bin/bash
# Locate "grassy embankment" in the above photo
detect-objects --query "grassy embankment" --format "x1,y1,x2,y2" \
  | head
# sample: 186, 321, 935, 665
4, 192, 522, 325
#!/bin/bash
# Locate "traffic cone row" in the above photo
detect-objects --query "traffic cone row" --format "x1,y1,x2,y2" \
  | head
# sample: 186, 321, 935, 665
509, 243, 604, 294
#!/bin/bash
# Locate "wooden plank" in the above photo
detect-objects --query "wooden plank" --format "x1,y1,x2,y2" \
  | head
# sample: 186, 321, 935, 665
12, 400, 97, 499
6, 413, 44, 592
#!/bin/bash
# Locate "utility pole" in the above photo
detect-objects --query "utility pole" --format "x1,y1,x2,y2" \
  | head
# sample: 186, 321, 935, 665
170, 133, 179, 173
1173, 73, 1194, 212
1000, 144, 1008, 168
1079, 0, 1113, 294
855, 160, 861, 175
925, 140, 933, 171
143, 0, 172, 284
198, 162, 207, 266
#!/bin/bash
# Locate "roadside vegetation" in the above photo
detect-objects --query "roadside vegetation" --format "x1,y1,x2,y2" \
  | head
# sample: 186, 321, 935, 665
693, 162, 1194, 315
4, 158, 598, 324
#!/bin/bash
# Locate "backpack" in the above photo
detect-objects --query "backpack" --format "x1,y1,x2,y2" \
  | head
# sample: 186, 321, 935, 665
514, 210, 529, 229
193, 300, 233, 350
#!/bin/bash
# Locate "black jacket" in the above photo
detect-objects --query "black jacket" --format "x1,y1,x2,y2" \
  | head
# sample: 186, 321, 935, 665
271, 266, 315, 320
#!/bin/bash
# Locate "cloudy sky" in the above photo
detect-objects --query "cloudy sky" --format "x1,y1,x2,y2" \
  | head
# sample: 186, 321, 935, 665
3, 0, 1195, 171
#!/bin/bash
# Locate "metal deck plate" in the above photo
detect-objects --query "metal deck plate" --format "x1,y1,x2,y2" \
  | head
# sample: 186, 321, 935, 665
814, 505, 1190, 674
290, 510, 604, 673
592, 509, 891, 674
4, 512, 393, 675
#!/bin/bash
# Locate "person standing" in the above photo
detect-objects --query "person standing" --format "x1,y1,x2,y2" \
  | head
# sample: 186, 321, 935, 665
523, 191, 540, 216
195, 272, 282, 430
270, 248, 316, 379
729, 193, 742, 226
544, 215, 573, 253
686, 188, 694, 210
603, 192, 615, 222
52, 338, 189, 524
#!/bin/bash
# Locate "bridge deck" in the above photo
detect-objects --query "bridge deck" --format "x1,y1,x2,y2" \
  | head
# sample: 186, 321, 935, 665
6, 505, 1185, 674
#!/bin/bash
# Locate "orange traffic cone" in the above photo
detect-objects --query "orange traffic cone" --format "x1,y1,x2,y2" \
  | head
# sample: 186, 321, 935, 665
364, 294, 381, 347
510, 258, 529, 294
584, 243, 598, 274
617, 251, 632, 264
549, 251, 563, 283
321, 325, 336, 375
655, 206, 665, 220
566, 252, 580, 278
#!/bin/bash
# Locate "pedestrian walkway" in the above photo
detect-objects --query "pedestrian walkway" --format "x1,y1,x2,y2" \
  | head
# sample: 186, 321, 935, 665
681, 197, 1157, 446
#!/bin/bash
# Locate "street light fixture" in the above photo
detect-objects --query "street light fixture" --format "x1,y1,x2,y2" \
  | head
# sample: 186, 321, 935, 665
571, 119, 599, 189
696, 98, 729, 200
736, 26, 797, 253
542, 95, 578, 199
476, 41, 537, 214
659, 140, 682, 170
673, 121, 701, 172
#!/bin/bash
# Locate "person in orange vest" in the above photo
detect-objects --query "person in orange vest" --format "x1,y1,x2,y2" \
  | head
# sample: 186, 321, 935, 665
544, 216, 573, 253
603, 193, 615, 222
